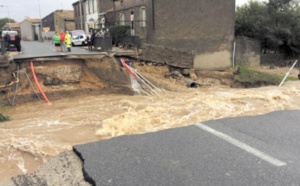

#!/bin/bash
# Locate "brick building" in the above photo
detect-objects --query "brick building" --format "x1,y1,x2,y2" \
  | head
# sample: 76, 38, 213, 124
111, 0, 236, 70
42, 10, 75, 32
72, 1, 86, 31
73, 0, 236, 70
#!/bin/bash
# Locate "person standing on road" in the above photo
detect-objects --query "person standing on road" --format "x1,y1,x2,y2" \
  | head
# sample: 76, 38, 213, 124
53, 32, 61, 52
14, 31, 21, 54
59, 30, 66, 52
4, 32, 11, 52
87, 32, 92, 51
65, 31, 72, 52
90, 30, 96, 50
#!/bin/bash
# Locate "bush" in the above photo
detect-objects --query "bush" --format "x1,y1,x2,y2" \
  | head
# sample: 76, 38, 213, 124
233, 66, 298, 88
0, 100, 11, 122
0, 113, 10, 122
108, 25, 130, 46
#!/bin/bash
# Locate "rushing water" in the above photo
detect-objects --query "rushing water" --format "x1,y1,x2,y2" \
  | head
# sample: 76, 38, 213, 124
1, 81, 300, 180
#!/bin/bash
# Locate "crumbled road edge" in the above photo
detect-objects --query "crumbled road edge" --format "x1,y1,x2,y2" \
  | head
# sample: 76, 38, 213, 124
2, 150, 91, 186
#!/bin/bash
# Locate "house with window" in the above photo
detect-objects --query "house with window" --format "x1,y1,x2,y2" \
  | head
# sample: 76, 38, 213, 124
116, 0, 235, 70
73, 0, 236, 70
44, 10, 75, 32
72, 1, 86, 31
105, 0, 148, 40
72, 0, 114, 33
84, 0, 99, 34
41, 10, 75, 39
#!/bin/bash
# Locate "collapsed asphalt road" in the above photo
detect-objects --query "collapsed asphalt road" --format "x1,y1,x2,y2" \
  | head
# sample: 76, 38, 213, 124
3, 110, 300, 186
73, 110, 300, 186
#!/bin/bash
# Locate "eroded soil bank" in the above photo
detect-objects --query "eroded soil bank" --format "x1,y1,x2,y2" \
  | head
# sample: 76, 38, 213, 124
0, 55, 300, 184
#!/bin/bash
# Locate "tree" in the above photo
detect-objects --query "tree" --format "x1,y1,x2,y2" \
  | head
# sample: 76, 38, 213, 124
235, 1, 273, 53
0, 18, 16, 29
235, 0, 300, 56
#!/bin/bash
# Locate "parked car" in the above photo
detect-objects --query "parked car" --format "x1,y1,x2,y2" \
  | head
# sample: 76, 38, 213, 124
72, 34, 88, 46
70, 30, 85, 37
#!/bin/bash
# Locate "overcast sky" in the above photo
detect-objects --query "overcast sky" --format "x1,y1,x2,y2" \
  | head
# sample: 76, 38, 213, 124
0, 0, 267, 22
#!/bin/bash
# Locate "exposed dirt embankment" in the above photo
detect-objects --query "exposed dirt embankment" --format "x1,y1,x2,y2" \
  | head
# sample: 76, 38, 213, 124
1, 53, 299, 107
0, 56, 136, 106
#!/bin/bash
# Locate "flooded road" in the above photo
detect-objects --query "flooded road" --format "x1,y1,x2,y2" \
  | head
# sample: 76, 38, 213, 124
1, 81, 300, 180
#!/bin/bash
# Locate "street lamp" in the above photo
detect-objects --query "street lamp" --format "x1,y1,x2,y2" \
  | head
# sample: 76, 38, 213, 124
37, 0, 43, 42
0, 5, 10, 25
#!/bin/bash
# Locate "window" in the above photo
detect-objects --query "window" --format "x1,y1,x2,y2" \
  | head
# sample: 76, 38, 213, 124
93, 0, 97, 13
140, 7, 146, 28
85, 1, 89, 15
119, 13, 125, 25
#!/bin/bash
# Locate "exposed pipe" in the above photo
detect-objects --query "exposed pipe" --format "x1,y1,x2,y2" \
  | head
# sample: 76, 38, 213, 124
185, 78, 198, 88
129, 66, 161, 92
120, 58, 137, 79
24, 69, 42, 100
134, 70, 160, 96
30, 61, 50, 103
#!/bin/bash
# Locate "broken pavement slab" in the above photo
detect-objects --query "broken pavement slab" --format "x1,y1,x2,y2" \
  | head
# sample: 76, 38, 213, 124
73, 126, 207, 186
5, 151, 91, 186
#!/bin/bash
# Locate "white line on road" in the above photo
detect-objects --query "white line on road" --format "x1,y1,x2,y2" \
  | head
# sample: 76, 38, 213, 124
44, 45, 66, 55
195, 123, 287, 167
44, 45, 56, 52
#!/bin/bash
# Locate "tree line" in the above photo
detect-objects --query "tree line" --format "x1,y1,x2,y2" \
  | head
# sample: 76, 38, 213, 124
235, 0, 300, 56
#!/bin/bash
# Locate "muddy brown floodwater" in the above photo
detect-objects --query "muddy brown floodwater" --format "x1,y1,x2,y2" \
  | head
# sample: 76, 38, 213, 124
0, 66, 300, 181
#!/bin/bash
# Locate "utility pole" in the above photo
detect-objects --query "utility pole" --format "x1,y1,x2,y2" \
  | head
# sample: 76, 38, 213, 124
0, 5, 10, 28
37, 0, 43, 42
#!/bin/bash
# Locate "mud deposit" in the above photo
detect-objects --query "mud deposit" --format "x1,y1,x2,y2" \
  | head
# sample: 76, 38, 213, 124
0, 57, 300, 182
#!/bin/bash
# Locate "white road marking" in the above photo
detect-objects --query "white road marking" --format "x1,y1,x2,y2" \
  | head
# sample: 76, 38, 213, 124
44, 44, 66, 55
195, 123, 287, 167
44, 45, 56, 52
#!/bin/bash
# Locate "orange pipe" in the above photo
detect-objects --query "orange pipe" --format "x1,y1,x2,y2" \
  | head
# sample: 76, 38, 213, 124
30, 61, 50, 103
120, 58, 137, 79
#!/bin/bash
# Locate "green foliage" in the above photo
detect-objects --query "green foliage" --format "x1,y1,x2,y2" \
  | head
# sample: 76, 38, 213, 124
235, 0, 300, 55
0, 113, 10, 122
234, 66, 298, 88
0, 99, 11, 122
0, 18, 16, 29
108, 25, 130, 46
234, 66, 282, 84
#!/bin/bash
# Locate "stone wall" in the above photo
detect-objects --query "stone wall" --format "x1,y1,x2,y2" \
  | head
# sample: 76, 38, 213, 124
140, 44, 194, 68
148, 0, 236, 70
234, 36, 261, 67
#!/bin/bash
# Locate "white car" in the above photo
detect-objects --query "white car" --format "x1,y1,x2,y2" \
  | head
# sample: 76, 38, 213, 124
72, 34, 88, 46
